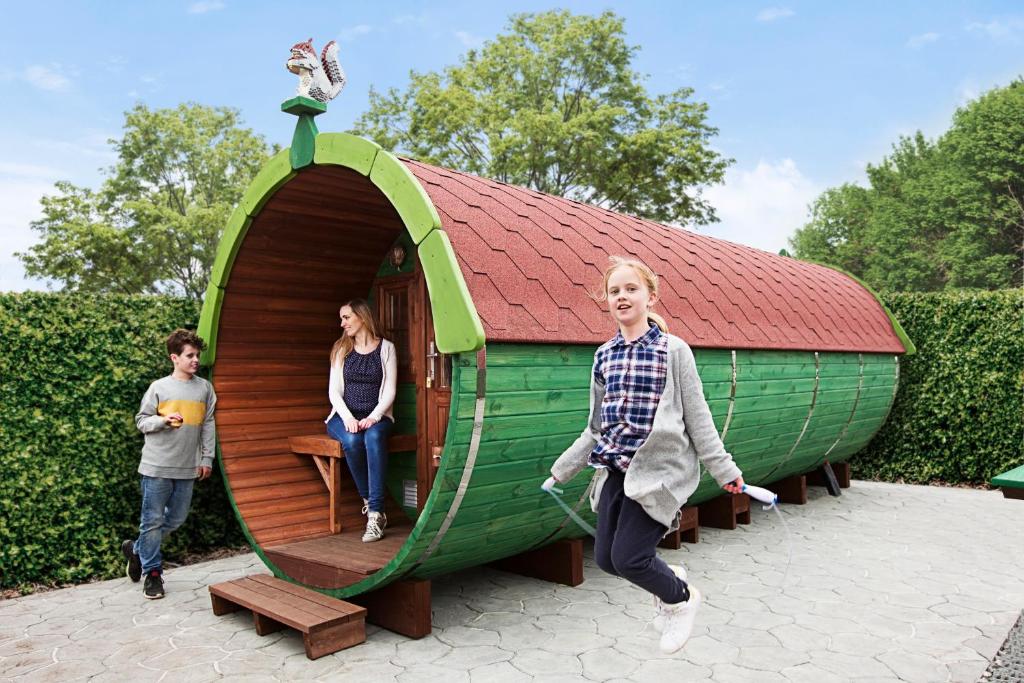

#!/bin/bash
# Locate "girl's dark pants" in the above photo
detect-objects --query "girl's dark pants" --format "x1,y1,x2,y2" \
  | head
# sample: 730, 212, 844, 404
595, 468, 688, 604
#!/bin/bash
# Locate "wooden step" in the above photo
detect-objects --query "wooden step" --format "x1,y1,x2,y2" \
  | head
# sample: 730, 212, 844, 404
264, 519, 413, 589
209, 574, 366, 659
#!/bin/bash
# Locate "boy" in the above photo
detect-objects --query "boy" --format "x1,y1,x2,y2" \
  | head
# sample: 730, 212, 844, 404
121, 329, 217, 599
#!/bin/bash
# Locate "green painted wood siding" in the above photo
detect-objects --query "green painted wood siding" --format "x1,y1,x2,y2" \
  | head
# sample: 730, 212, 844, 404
247, 341, 896, 597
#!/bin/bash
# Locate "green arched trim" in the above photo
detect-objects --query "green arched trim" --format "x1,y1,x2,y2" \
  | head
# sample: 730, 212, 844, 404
314, 132, 380, 175
420, 230, 486, 353
199, 133, 485, 367
806, 259, 916, 356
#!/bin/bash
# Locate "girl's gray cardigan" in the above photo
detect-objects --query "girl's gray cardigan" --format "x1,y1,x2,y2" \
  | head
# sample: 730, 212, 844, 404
551, 334, 743, 531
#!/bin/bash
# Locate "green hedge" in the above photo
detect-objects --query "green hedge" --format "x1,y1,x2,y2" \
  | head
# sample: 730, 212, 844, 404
852, 289, 1023, 484
2, 290, 1020, 588
0, 293, 243, 590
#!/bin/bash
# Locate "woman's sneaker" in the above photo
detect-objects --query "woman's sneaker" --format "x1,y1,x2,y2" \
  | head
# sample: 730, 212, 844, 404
659, 584, 701, 653
143, 570, 165, 599
121, 539, 142, 583
362, 511, 387, 543
361, 499, 369, 516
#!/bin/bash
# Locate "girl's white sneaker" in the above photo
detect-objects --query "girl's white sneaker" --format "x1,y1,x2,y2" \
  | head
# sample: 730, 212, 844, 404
659, 585, 701, 654
653, 564, 688, 633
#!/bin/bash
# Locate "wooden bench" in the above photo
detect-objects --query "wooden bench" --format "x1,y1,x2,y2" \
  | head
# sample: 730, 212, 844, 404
993, 465, 1024, 500
288, 433, 418, 533
209, 574, 366, 659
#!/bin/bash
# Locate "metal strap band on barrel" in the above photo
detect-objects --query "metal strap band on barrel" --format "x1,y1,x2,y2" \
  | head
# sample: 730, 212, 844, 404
719, 349, 737, 441
823, 353, 864, 458
764, 351, 820, 480
407, 347, 487, 570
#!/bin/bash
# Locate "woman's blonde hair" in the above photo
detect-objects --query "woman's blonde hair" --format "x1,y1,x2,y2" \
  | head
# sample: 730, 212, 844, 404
329, 298, 383, 365
594, 256, 669, 333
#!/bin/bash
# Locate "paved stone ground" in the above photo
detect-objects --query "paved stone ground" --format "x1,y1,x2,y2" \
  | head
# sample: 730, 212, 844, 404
2, 481, 1023, 682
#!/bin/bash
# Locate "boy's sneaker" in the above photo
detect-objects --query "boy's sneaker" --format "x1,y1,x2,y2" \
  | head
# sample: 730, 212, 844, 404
121, 539, 142, 583
653, 564, 688, 633
659, 584, 701, 654
143, 570, 165, 599
362, 511, 387, 543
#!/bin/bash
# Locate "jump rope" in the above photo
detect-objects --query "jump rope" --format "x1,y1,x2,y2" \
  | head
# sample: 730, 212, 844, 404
543, 482, 795, 588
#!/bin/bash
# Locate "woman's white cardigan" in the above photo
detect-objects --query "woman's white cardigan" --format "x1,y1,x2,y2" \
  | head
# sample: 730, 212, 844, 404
325, 339, 398, 424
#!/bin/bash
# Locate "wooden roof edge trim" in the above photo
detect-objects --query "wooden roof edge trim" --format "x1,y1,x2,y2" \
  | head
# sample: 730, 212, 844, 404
797, 259, 915, 356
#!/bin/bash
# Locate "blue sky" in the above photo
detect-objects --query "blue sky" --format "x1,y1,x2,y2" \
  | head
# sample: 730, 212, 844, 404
1, 1, 1021, 291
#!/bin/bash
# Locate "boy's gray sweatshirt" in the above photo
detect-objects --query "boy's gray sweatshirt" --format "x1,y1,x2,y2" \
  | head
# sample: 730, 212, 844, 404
135, 375, 217, 479
551, 334, 742, 531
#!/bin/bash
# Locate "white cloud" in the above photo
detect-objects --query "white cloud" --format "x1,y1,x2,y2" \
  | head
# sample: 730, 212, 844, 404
907, 32, 940, 49
966, 18, 1024, 42
23, 64, 71, 92
0, 180, 58, 292
188, 1, 224, 14
339, 24, 372, 43
756, 7, 795, 23
454, 30, 485, 49
701, 159, 819, 253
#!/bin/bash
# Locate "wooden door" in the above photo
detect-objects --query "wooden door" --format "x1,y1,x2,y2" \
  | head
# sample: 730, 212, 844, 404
416, 276, 452, 510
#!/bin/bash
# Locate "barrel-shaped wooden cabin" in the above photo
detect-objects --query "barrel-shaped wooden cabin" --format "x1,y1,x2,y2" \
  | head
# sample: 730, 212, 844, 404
198, 131, 913, 599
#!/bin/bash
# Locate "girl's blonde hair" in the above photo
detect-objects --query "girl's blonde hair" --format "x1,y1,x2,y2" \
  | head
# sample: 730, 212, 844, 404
594, 256, 670, 333
329, 298, 383, 365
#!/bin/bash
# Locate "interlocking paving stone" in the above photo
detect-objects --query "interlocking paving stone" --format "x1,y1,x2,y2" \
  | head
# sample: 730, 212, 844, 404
0, 481, 1021, 681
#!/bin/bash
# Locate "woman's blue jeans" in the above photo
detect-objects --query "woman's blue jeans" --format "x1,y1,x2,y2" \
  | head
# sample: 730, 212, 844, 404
326, 414, 392, 513
134, 475, 195, 574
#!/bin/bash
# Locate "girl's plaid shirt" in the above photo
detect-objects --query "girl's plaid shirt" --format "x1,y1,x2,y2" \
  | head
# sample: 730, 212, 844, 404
588, 322, 669, 472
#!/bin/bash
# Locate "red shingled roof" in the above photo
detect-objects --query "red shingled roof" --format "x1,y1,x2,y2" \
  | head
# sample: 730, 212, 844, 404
403, 158, 906, 354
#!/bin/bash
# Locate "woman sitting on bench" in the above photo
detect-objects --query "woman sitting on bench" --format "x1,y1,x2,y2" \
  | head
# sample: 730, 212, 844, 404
326, 299, 398, 543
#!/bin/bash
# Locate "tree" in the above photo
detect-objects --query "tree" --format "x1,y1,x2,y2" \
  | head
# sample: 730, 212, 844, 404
352, 10, 731, 225
18, 103, 273, 300
790, 80, 1024, 291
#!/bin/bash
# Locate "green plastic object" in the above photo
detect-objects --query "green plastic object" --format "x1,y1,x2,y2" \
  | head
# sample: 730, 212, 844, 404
369, 150, 442, 244
993, 465, 1024, 489
419, 230, 486, 354
197, 284, 224, 367
314, 133, 380, 176
208, 205, 252, 290
240, 149, 295, 216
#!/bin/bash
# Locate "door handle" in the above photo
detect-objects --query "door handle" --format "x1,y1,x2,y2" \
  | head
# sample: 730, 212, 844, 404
426, 340, 438, 388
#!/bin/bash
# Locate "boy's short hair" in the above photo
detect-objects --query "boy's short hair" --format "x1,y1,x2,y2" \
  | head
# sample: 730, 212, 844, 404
166, 329, 206, 356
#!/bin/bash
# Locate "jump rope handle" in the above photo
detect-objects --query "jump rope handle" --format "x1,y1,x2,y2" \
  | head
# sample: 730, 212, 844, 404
741, 484, 779, 507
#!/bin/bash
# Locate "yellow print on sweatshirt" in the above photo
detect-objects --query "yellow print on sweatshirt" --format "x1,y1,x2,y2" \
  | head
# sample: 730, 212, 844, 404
158, 400, 207, 426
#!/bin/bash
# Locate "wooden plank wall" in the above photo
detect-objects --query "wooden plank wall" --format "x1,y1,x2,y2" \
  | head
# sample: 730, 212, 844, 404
215, 165, 405, 547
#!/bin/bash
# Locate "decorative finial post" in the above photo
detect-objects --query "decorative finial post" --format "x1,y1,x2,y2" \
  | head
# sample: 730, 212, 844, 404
283, 38, 347, 169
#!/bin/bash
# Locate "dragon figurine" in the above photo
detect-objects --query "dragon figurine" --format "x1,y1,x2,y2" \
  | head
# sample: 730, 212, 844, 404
286, 38, 346, 103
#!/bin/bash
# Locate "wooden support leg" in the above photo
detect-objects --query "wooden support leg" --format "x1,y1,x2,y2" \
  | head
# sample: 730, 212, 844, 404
833, 461, 851, 488
304, 620, 366, 660
1002, 487, 1024, 500
775, 474, 808, 505
807, 460, 845, 496
490, 538, 584, 587
252, 611, 286, 636
679, 506, 700, 543
329, 458, 341, 534
698, 493, 750, 530
658, 506, 699, 548
350, 579, 432, 639
210, 593, 241, 616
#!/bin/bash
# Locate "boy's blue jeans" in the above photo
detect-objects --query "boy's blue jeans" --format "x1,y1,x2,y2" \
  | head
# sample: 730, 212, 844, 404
133, 475, 195, 574
326, 414, 392, 513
